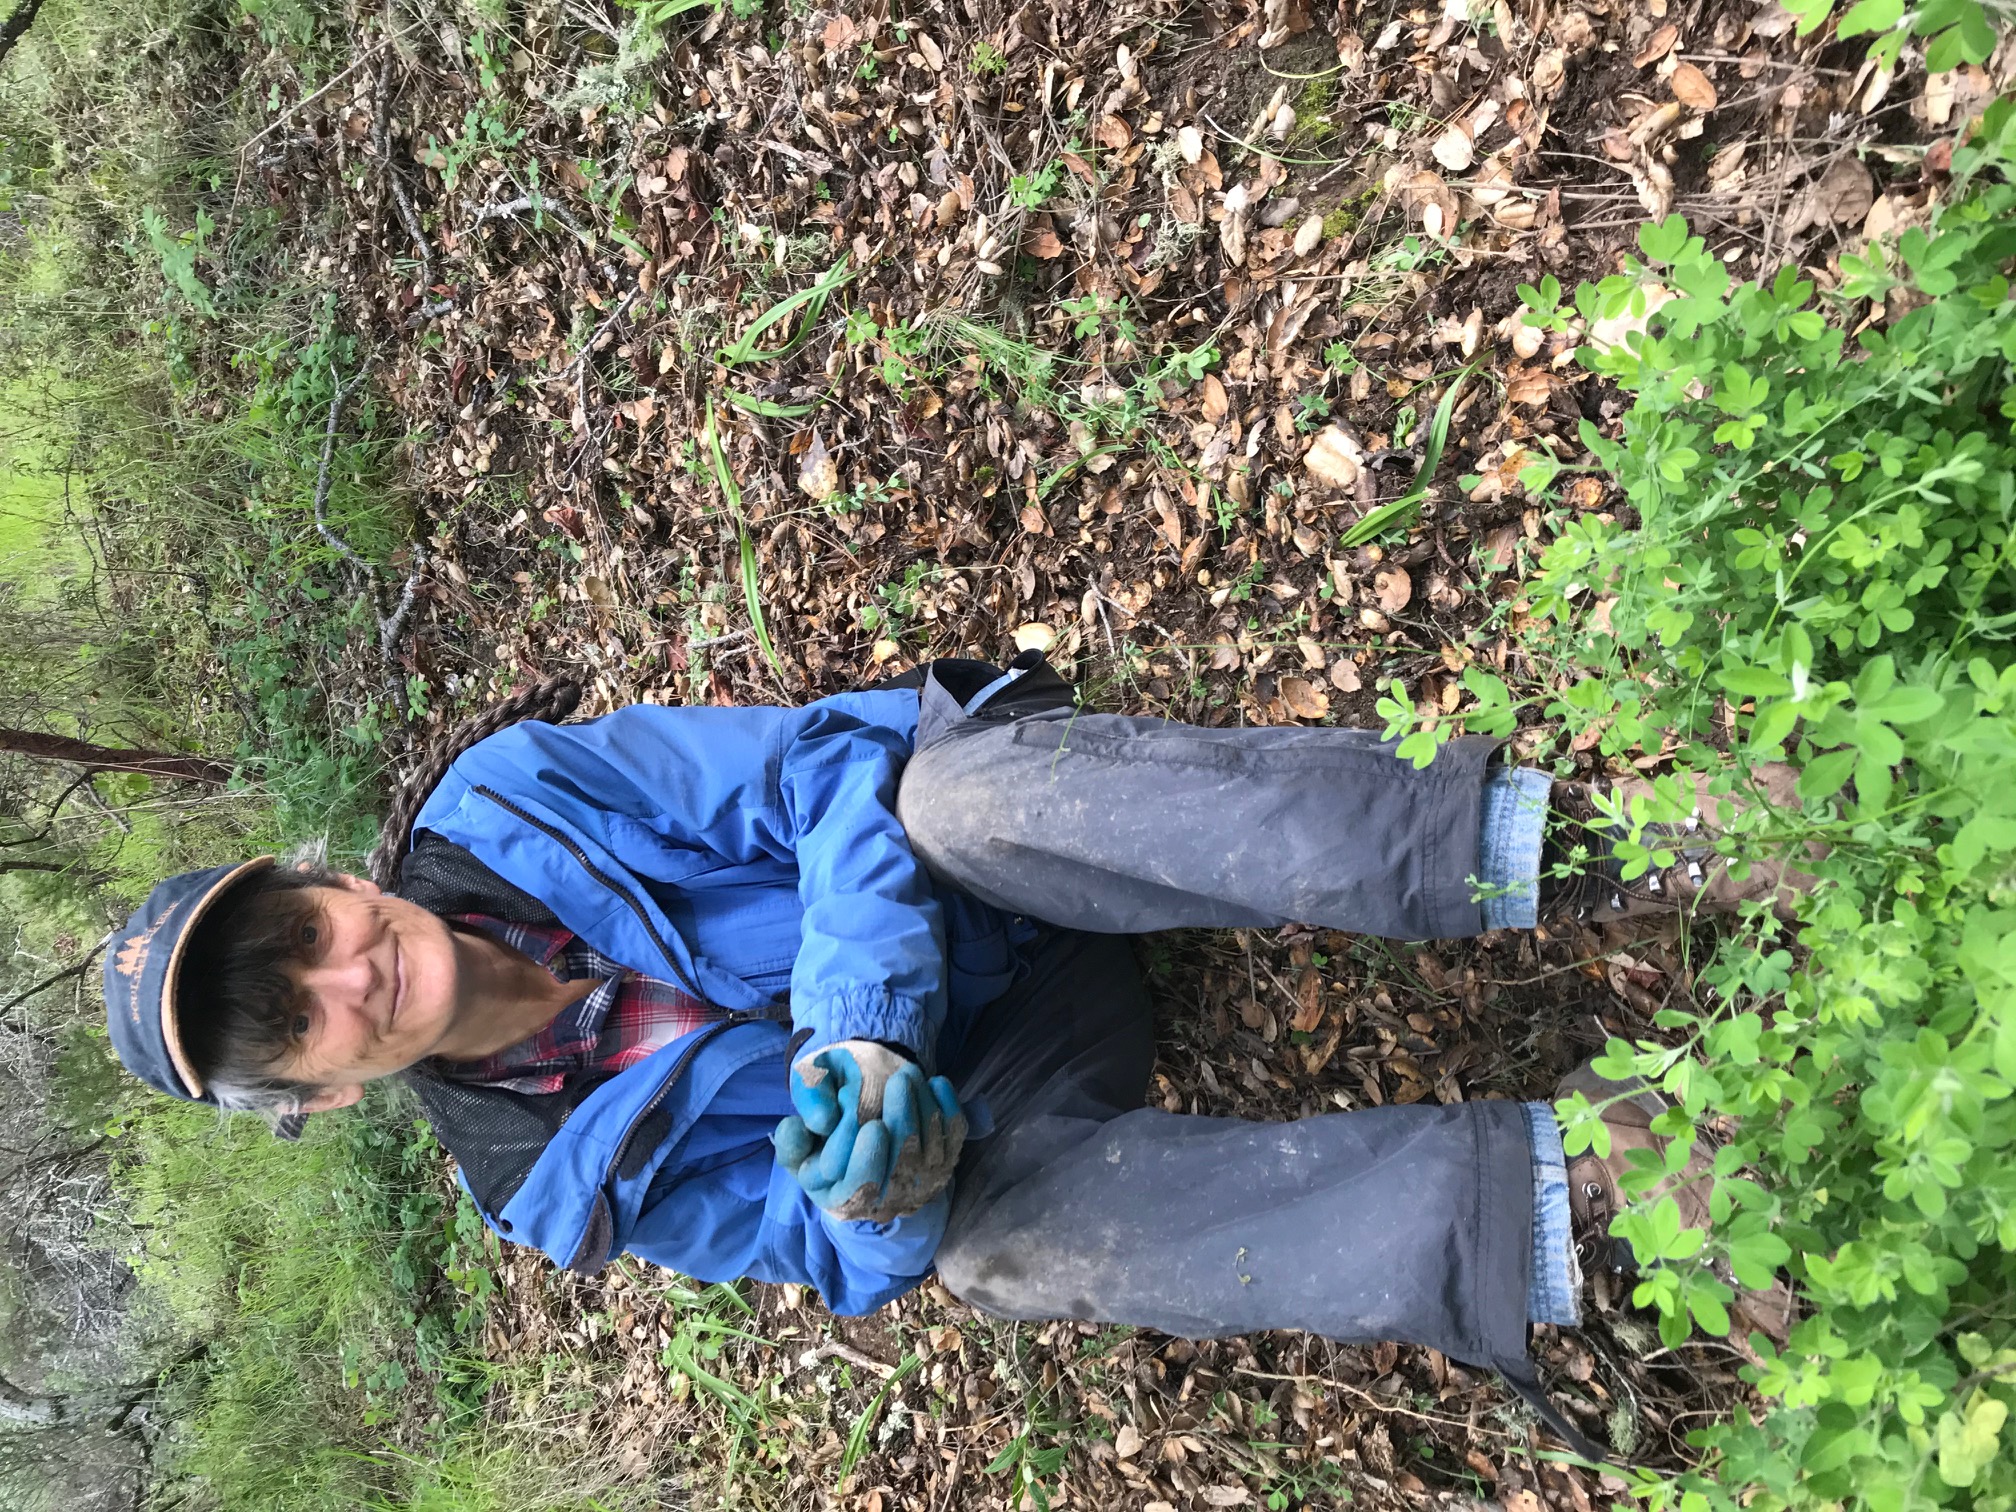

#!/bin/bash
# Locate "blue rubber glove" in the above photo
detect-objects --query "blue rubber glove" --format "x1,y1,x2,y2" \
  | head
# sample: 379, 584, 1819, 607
773, 1040, 966, 1222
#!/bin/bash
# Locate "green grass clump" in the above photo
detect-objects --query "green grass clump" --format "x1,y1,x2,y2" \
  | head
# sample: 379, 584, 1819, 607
115, 1089, 497, 1511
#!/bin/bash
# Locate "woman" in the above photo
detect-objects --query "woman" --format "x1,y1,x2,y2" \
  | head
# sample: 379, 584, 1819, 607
105, 653, 1799, 1457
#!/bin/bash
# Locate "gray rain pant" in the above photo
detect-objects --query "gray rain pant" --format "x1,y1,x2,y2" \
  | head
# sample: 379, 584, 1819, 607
896, 657, 1566, 1441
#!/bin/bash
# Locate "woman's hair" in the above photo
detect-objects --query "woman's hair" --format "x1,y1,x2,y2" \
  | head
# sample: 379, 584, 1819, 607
179, 847, 339, 1116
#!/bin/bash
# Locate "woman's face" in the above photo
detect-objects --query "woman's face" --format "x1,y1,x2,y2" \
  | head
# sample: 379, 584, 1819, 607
273, 875, 467, 1107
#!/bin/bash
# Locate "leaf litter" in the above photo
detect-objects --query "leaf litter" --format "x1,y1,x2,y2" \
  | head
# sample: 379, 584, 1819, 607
227, 0, 2004, 1502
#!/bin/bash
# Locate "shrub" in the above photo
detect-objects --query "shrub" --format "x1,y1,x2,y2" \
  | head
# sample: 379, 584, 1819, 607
1491, 101, 2016, 1508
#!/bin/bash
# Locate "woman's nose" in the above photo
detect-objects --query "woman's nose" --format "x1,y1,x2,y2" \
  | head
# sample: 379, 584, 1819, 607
299, 951, 375, 1009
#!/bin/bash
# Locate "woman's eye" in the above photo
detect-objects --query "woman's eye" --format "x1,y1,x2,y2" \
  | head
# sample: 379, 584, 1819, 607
291, 1013, 310, 1038
301, 922, 319, 947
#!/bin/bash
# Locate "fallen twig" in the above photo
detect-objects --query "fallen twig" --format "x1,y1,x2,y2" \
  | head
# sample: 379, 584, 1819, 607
312, 362, 376, 571
558, 284, 643, 381
378, 544, 429, 662
469, 192, 590, 240
235, 23, 419, 170
1233, 1366, 1518, 1438
816, 1339, 898, 1380
309, 360, 432, 683
371, 56, 449, 320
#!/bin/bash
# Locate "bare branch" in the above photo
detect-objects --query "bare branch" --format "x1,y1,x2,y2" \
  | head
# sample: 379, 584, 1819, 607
467, 193, 590, 240
0, 934, 108, 1029
310, 362, 375, 570
235, 24, 417, 163
377, 542, 428, 664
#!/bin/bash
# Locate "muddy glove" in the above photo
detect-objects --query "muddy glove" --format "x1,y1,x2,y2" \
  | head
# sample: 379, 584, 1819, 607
772, 1040, 966, 1223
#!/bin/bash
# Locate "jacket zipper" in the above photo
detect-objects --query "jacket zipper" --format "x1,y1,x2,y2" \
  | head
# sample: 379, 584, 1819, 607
608, 1018, 737, 1179
469, 784, 787, 1192
472, 784, 715, 1004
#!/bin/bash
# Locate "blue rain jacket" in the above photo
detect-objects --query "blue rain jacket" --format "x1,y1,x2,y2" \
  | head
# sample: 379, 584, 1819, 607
409, 689, 1023, 1314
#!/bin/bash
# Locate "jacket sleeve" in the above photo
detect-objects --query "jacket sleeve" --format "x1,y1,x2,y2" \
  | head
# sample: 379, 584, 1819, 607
620, 1058, 947, 1315
446, 696, 946, 1061
775, 703, 946, 1060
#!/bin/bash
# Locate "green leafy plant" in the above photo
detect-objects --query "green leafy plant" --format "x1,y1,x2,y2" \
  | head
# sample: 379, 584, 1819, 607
1008, 160, 1063, 210
1321, 338, 1360, 374
1777, 0, 1998, 71
1059, 292, 1138, 345
971, 39, 1007, 74
1449, 101, 2016, 1509
141, 207, 219, 317
858, 562, 939, 640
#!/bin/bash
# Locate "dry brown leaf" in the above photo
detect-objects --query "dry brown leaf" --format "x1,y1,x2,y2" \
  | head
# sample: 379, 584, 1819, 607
1815, 156, 1875, 224
1531, 47, 1567, 96
1432, 124, 1475, 172
1401, 169, 1458, 239
1553, 8, 1596, 48
1292, 214, 1325, 256
1629, 100, 1684, 145
1671, 62, 1718, 110
796, 432, 839, 502
1178, 125, 1205, 164
1329, 657, 1362, 692
1924, 68, 1956, 127
1115, 1424, 1143, 1459
1013, 622, 1058, 653
1026, 228, 1065, 259
1303, 425, 1363, 489
1373, 567, 1413, 613
1291, 973, 1325, 1034
820, 14, 859, 52
1633, 22, 1679, 67
1568, 476, 1608, 511
1506, 368, 1552, 407
1280, 676, 1330, 721
1201, 372, 1229, 421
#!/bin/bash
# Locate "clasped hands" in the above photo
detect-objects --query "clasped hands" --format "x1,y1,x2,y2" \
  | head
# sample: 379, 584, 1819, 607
772, 1040, 966, 1223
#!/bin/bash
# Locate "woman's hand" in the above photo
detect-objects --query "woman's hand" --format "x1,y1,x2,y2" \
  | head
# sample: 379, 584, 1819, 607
772, 1040, 966, 1222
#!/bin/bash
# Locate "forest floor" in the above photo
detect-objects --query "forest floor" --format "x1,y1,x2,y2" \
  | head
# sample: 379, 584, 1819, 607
225, 0, 1971, 1504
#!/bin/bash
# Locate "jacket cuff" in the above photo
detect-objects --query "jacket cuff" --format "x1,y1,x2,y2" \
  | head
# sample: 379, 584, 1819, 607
829, 1188, 950, 1289
796, 987, 929, 1063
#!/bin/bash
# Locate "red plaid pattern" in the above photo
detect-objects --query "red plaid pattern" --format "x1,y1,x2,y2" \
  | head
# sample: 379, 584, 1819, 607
433, 914, 724, 1094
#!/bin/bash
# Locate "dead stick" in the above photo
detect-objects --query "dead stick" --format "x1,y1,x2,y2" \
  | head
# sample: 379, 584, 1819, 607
312, 363, 374, 569
236, 23, 418, 163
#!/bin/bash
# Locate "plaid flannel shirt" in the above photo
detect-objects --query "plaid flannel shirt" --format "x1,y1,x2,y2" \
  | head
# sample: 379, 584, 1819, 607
433, 914, 726, 1094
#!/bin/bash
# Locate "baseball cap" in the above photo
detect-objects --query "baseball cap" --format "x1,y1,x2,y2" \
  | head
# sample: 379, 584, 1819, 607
105, 858, 276, 1104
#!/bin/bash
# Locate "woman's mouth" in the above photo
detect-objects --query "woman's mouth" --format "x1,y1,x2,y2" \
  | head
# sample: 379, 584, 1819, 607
389, 944, 403, 1031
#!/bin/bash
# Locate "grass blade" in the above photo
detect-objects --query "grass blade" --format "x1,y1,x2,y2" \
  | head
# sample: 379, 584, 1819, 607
702, 406, 788, 683
718, 254, 853, 368
1338, 361, 1478, 548
724, 388, 816, 418
836, 1353, 921, 1489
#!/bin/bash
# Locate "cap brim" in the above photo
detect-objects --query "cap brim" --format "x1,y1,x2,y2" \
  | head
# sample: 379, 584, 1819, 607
158, 856, 276, 1099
